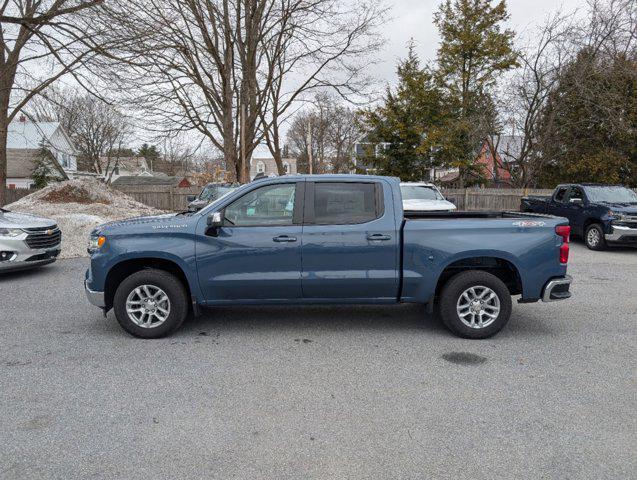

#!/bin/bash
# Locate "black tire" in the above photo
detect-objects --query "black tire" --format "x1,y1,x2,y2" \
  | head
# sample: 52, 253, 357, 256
585, 223, 606, 251
113, 269, 189, 338
439, 270, 512, 339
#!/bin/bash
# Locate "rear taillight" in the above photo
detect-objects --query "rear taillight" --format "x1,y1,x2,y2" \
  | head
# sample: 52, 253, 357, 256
556, 225, 570, 264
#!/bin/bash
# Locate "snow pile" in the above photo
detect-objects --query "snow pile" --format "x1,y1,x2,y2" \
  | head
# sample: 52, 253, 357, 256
6, 179, 165, 258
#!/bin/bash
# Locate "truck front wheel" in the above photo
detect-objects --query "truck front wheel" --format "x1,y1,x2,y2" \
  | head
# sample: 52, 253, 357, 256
585, 223, 606, 250
113, 269, 189, 338
439, 271, 512, 339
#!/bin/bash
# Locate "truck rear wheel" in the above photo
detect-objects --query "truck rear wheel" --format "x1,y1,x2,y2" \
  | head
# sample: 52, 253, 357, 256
439, 270, 512, 339
113, 269, 188, 338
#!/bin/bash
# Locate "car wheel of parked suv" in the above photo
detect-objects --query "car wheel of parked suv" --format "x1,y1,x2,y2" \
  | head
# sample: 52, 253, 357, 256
113, 269, 189, 339
439, 270, 512, 339
585, 223, 606, 251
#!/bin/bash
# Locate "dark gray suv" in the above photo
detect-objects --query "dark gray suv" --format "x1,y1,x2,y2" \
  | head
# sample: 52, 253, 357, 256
187, 183, 237, 212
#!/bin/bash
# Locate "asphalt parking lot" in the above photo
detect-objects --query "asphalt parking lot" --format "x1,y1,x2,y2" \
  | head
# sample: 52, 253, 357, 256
1, 242, 635, 479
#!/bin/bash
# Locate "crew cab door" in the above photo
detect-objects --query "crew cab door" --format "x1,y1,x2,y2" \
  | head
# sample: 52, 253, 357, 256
563, 186, 586, 236
301, 180, 399, 300
550, 186, 570, 218
195, 181, 304, 302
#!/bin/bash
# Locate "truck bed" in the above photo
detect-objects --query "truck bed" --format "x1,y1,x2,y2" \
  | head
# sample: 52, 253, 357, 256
404, 211, 551, 220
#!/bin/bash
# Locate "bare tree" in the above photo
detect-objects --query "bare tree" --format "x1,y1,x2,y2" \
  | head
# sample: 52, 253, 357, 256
156, 134, 198, 177
103, 0, 384, 183
0, 0, 111, 204
499, 12, 575, 187
258, 0, 385, 175
286, 94, 361, 174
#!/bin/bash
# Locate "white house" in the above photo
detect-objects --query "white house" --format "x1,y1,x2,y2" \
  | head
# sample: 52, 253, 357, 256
5, 117, 79, 188
98, 156, 151, 182
249, 144, 297, 180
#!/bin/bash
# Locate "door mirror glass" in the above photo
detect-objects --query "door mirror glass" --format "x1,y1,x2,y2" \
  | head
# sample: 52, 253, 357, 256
207, 211, 223, 227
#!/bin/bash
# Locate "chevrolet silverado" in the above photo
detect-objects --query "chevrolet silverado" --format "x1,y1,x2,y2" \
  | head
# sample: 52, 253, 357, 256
85, 175, 572, 339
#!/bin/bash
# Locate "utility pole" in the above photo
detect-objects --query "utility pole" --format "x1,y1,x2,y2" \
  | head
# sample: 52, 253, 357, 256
307, 119, 313, 175
240, 102, 246, 183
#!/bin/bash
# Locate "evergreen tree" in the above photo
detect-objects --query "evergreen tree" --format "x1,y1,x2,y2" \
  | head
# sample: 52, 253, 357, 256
537, 49, 637, 186
434, 0, 517, 185
138, 143, 160, 161
31, 147, 55, 189
358, 44, 445, 180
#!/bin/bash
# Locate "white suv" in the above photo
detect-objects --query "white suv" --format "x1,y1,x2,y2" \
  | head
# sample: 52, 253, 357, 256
0, 209, 61, 272
400, 182, 457, 212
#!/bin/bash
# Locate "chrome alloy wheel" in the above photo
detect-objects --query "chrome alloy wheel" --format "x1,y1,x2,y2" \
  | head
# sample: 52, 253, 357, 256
456, 286, 500, 329
125, 285, 171, 328
587, 228, 600, 247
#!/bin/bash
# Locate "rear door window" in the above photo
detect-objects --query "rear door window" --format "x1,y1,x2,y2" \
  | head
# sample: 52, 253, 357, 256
312, 182, 381, 225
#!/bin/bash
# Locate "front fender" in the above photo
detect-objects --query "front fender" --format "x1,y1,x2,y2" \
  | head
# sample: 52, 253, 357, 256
86, 233, 202, 301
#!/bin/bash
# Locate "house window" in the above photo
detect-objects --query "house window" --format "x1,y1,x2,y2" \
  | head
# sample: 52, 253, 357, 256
283, 161, 290, 174
256, 161, 266, 174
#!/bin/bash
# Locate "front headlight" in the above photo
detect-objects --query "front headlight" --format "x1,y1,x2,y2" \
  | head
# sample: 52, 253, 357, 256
0, 228, 22, 237
87, 235, 106, 253
609, 211, 627, 222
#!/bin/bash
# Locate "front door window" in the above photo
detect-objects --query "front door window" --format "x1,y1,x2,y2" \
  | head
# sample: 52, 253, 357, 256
224, 184, 296, 226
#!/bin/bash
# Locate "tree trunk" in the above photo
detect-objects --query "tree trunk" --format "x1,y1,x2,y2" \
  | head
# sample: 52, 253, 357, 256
271, 122, 284, 175
0, 122, 7, 207
0, 87, 10, 206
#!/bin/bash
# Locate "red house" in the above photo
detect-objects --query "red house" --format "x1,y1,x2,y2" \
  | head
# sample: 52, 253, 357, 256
470, 135, 522, 187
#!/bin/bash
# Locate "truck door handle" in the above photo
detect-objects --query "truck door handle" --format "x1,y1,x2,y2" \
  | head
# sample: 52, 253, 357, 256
367, 234, 392, 241
273, 235, 297, 242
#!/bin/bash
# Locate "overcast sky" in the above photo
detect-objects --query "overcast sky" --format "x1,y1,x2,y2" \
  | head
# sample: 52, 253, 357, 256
368, 0, 587, 87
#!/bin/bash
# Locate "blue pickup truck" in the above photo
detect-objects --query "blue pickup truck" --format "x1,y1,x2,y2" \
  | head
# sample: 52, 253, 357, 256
85, 175, 572, 339
521, 184, 637, 250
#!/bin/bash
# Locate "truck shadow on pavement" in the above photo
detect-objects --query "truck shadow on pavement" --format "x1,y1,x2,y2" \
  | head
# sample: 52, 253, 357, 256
187, 304, 448, 336
166, 303, 560, 339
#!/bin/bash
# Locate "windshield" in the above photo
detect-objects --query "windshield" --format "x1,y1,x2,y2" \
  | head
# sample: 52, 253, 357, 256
199, 185, 235, 201
583, 186, 637, 204
401, 185, 444, 201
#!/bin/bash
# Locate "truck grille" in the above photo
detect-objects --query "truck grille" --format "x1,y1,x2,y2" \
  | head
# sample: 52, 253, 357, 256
23, 226, 62, 250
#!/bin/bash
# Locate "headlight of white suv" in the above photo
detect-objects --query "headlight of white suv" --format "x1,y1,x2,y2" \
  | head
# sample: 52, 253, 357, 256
0, 228, 22, 237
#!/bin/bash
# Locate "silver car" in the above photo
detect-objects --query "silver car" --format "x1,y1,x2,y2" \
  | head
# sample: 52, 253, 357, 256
0, 208, 61, 272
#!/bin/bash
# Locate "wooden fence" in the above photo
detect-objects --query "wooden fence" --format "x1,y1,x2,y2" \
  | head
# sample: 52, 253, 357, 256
112, 185, 202, 211
441, 188, 555, 211
5, 184, 634, 212
2, 188, 38, 207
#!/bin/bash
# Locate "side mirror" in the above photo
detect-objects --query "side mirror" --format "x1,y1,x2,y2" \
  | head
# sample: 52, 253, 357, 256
186, 195, 197, 202
207, 211, 223, 227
